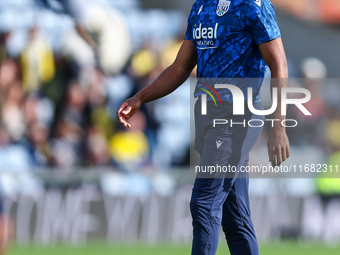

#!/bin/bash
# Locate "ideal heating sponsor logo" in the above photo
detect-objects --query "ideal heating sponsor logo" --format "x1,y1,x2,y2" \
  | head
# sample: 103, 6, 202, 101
193, 23, 219, 49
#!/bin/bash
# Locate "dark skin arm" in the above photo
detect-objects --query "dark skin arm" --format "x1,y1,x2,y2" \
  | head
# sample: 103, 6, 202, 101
259, 37, 290, 167
117, 40, 197, 128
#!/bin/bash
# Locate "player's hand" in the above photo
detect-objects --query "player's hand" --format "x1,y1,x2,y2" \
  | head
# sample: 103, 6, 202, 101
117, 96, 142, 128
267, 128, 290, 167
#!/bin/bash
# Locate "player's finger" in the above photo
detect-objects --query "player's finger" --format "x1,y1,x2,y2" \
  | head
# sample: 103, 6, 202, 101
282, 147, 287, 162
117, 103, 128, 123
271, 158, 276, 167
118, 115, 126, 125
122, 106, 132, 116
117, 102, 128, 115
286, 146, 290, 159
122, 120, 132, 128
118, 115, 131, 128
125, 122, 131, 128
269, 149, 275, 167
276, 147, 282, 166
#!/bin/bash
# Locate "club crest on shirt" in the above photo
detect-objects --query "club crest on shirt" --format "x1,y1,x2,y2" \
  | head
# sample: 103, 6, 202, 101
216, 0, 231, 16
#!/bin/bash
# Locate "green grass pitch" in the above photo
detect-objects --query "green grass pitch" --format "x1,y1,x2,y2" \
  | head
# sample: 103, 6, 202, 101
7, 242, 340, 255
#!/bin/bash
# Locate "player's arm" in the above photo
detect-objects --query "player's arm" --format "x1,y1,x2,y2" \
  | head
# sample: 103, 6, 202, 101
117, 40, 197, 128
259, 37, 290, 167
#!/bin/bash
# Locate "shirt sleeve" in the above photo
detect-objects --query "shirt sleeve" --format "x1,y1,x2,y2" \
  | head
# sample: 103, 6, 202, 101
244, 0, 281, 45
184, 6, 195, 41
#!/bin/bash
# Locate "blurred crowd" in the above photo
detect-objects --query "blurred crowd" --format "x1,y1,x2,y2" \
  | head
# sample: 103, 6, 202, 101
0, 0, 189, 172
271, 0, 340, 24
0, 0, 340, 196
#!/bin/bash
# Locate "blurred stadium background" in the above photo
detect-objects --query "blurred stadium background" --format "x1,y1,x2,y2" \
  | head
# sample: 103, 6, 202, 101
0, 0, 340, 254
